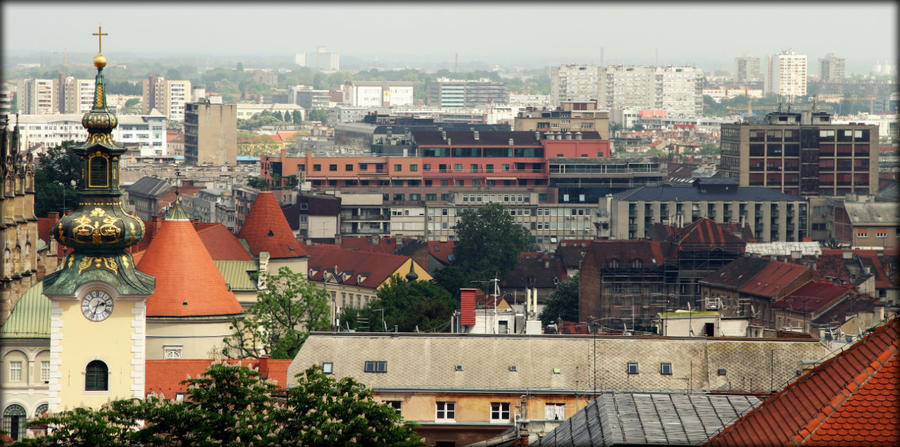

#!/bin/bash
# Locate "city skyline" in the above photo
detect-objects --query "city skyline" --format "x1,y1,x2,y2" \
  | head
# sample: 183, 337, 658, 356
3, 2, 897, 73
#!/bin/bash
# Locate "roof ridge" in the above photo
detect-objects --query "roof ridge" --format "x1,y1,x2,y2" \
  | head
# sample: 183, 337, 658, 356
797, 345, 898, 445
705, 318, 899, 445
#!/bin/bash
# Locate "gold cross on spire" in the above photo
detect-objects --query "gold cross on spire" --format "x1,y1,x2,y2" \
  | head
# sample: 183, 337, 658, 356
92, 25, 108, 54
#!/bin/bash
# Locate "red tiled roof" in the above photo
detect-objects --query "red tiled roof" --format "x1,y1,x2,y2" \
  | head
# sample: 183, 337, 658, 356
305, 243, 410, 289
196, 224, 253, 261
737, 261, 810, 298
700, 257, 772, 290
340, 236, 398, 254
427, 240, 455, 265
705, 318, 900, 446
237, 192, 307, 259
585, 239, 676, 268
138, 218, 243, 317
773, 281, 852, 313
145, 358, 292, 399
674, 217, 747, 252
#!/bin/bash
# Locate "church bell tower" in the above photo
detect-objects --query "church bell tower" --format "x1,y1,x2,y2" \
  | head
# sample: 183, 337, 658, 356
42, 27, 155, 411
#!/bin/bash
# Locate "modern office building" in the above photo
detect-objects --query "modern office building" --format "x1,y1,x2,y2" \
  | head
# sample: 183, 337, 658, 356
427, 78, 508, 108
184, 100, 237, 165
343, 81, 414, 107
291, 86, 331, 110
142, 75, 191, 121
609, 177, 809, 242
819, 53, 846, 83
550, 65, 603, 105
513, 101, 610, 139
766, 50, 807, 99
718, 110, 879, 197
11, 112, 167, 156
735, 56, 762, 83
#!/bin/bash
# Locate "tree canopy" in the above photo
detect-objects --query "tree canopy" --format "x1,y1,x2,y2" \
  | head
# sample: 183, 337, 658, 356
343, 275, 456, 332
452, 202, 534, 285
222, 267, 329, 359
33, 141, 81, 217
539, 273, 580, 325
20, 363, 423, 446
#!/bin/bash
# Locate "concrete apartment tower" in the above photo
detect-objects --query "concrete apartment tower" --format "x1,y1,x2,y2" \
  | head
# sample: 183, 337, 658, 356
183, 99, 237, 166
819, 53, 846, 83
767, 50, 808, 101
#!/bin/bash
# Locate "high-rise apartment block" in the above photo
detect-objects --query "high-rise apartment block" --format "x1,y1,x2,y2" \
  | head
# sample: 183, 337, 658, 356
427, 78, 508, 108
184, 100, 237, 165
602, 65, 704, 117
142, 75, 191, 121
550, 65, 603, 105
819, 53, 846, 83
735, 56, 762, 83
295, 46, 340, 72
343, 81, 414, 107
62, 77, 95, 114
719, 111, 878, 197
16, 79, 57, 114
766, 50, 807, 99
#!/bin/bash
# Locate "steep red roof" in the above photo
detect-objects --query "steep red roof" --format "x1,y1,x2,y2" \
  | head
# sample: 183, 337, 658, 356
586, 239, 676, 268
773, 281, 853, 313
706, 318, 900, 446
196, 224, 253, 261
675, 217, 747, 252
738, 261, 810, 298
427, 240, 455, 265
237, 192, 307, 259
305, 243, 410, 289
700, 257, 772, 290
138, 215, 243, 317
145, 358, 292, 399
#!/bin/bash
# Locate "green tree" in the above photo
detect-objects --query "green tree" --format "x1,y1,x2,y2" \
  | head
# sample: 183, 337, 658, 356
308, 109, 328, 122
431, 265, 473, 300
283, 365, 422, 446
292, 110, 303, 124
34, 141, 81, 217
22, 363, 423, 447
223, 267, 329, 359
452, 202, 534, 283
362, 275, 456, 332
539, 274, 580, 325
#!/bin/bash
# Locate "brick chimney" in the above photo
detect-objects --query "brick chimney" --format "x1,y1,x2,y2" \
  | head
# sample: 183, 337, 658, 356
258, 355, 270, 380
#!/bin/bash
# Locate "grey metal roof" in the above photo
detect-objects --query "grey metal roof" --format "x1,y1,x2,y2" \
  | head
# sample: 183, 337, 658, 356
613, 184, 801, 202
533, 392, 761, 446
843, 201, 899, 226
126, 176, 173, 198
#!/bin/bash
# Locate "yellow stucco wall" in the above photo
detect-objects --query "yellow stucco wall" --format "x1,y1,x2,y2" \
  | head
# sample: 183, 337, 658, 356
146, 319, 233, 360
55, 299, 140, 410
375, 392, 590, 424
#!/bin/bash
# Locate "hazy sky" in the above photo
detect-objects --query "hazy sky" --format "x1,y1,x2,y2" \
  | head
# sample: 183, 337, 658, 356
4, 2, 897, 72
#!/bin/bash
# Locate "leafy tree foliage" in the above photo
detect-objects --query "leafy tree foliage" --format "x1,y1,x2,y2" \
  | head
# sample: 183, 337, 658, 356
307, 109, 328, 123
21, 364, 423, 446
452, 202, 534, 284
223, 267, 329, 359
33, 141, 81, 217
367, 275, 456, 332
539, 274, 580, 325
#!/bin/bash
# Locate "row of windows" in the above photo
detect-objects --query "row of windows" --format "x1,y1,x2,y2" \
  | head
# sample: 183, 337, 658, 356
6, 360, 50, 383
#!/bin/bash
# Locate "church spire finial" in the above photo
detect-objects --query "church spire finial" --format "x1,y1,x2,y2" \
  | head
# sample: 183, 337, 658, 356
92, 25, 108, 69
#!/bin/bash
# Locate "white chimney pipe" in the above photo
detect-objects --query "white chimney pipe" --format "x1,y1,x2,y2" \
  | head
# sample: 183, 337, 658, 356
532, 288, 538, 316
525, 289, 531, 316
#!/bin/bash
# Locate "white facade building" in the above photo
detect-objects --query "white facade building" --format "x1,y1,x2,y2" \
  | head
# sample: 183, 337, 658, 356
343, 81, 414, 107
142, 76, 191, 121
767, 50, 807, 100
235, 103, 306, 121
62, 77, 94, 114
11, 112, 167, 156
295, 47, 340, 72
600, 65, 704, 117
550, 65, 603, 106
16, 79, 56, 115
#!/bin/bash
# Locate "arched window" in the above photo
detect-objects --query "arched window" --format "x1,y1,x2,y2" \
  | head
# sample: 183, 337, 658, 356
632, 259, 643, 269
34, 404, 48, 417
2, 404, 26, 441
88, 155, 108, 188
85, 360, 108, 391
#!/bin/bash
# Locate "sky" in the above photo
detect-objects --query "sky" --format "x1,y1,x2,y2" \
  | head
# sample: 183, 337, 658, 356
3, 2, 897, 72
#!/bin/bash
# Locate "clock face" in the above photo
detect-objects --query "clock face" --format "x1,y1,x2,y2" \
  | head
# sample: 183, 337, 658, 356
81, 289, 114, 321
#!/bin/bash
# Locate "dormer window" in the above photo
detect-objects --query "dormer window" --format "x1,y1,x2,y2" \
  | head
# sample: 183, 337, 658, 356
632, 259, 643, 269
608, 259, 619, 269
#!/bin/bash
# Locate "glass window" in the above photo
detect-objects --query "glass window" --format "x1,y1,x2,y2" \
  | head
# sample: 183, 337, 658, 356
2, 404, 26, 441
627, 362, 639, 374
545, 403, 566, 420
364, 361, 387, 373
490, 402, 511, 422
85, 360, 108, 391
345, 164, 353, 171
329, 164, 337, 171
660, 362, 672, 375
423, 164, 431, 171
313, 164, 321, 171
8, 361, 22, 382
436, 402, 456, 421
41, 361, 50, 382
322, 362, 333, 374
410, 164, 418, 172
384, 400, 402, 414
